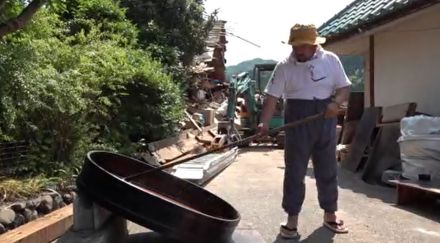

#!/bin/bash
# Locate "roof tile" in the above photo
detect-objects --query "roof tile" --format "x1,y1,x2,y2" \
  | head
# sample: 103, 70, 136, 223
318, 0, 440, 41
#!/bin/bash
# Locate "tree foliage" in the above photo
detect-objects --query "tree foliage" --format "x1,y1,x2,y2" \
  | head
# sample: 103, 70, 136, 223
0, 0, 197, 176
121, 0, 216, 66
340, 55, 365, 92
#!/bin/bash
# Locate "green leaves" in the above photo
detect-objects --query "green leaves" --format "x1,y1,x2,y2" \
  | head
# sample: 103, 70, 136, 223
121, 0, 216, 66
0, 1, 186, 177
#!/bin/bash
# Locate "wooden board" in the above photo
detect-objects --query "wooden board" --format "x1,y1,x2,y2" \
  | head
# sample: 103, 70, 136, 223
361, 123, 402, 184
0, 204, 73, 243
341, 107, 381, 172
345, 92, 364, 122
391, 179, 440, 194
390, 179, 440, 205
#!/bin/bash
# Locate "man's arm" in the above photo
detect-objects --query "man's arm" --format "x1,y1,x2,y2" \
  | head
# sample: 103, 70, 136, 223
326, 53, 352, 118
326, 86, 351, 118
258, 94, 278, 135
261, 95, 278, 122
258, 63, 285, 134
334, 86, 350, 105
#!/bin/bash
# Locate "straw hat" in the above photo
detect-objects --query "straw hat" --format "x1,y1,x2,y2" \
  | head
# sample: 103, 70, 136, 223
288, 24, 326, 46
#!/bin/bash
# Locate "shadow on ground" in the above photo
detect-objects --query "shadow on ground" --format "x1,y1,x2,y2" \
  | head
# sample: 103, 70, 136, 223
127, 232, 174, 243
303, 165, 440, 223
336, 167, 440, 222
127, 232, 260, 243
276, 163, 396, 204
275, 161, 395, 203
394, 201, 440, 223
272, 226, 335, 243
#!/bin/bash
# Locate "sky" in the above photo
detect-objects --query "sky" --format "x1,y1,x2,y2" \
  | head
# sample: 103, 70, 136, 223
204, 0, 355, 66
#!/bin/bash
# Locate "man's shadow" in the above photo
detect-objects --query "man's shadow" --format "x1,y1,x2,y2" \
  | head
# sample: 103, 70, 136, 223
127, 232, 247, 243
273, 226, 335, 243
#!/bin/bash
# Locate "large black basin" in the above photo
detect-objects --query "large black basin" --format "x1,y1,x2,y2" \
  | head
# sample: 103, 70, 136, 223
77, 151, 241, 242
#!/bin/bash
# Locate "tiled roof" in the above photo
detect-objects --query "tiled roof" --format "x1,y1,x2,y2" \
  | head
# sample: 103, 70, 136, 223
318, 0, 440, 43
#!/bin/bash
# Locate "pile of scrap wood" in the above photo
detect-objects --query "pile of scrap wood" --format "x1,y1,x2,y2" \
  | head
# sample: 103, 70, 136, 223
337, 95, 421, 185
136, 108, 238, 185
141, 126, 215, 166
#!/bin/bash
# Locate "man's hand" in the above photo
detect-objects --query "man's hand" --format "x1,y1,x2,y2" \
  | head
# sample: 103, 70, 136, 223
258, 94, 278, 136
257, 122, 269, 136
326, 86, 350, 118
325, 102, 340, 118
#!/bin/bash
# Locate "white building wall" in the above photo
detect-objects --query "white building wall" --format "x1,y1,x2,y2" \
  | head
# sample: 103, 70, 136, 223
324, 4, 440, 115
374, 4, 440, 115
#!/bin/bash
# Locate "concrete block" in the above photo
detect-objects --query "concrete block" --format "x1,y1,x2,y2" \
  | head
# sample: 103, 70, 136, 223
201, 108, 215, 126
58, 192, 128, 243
72, 193, 94, 232
73, 192, 115, 232
93, 204, 112, 230
56, 216, 127, 243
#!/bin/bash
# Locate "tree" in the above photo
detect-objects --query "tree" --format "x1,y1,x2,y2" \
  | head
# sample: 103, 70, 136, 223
120, 0, 216, 66
0, 1, 185, 176
0, 0, 47, 38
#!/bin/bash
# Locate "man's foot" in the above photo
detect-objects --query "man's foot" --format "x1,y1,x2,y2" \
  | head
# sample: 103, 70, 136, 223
280, 215, 300, 239
323, 212, 348, 233
279, 224, 300, 239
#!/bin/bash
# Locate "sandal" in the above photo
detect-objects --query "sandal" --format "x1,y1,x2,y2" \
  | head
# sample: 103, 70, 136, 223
323, 220, 349, 233
279, 224, 300, 239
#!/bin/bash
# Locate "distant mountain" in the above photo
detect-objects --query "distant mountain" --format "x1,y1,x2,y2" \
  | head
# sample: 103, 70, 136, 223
226, 58, 277, 81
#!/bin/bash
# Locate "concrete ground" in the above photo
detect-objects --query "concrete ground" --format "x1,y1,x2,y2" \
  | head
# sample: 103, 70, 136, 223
128, 148, 440, 243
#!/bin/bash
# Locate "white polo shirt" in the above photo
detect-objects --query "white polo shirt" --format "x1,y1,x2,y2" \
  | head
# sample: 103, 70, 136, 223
264, 47, 351, 100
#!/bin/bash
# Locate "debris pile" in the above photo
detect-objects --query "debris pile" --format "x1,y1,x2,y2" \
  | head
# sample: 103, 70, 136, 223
132, 21, 241, 184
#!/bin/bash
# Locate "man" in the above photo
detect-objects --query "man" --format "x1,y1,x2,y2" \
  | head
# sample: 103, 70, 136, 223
258, 24, 351, 239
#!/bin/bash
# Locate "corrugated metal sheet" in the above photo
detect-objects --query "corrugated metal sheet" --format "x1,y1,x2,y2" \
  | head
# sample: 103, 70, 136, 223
318, 0, 440, 41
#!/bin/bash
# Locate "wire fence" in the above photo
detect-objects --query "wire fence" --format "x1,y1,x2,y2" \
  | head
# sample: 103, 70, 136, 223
0, 140, 29, 177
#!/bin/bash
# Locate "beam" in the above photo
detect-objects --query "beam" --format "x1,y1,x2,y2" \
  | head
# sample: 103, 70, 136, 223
0, 204, 73, 243
369, 35, 375, 107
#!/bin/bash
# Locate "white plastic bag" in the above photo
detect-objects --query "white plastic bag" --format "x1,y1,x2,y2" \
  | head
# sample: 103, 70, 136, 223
398, 115, 440, 181
399, 115, 440, 137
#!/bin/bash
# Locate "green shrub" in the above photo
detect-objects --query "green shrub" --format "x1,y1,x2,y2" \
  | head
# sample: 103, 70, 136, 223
0, 7, 184, 176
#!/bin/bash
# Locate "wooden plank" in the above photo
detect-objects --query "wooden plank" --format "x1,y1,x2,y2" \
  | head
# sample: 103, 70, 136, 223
0, 204, 73, 243
341, 107, 381, 172
390, 179, 440, 205
185, 111, 203, 133
376, 121, 400, 127
396, 183, 424, 205
369, 35, 375, 107
391, 180, 440, 194
361, 124, 401, 184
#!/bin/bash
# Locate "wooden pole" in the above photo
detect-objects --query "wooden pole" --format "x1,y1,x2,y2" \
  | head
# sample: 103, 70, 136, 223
369, 35, 375, 107
185, 111, 203, 133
